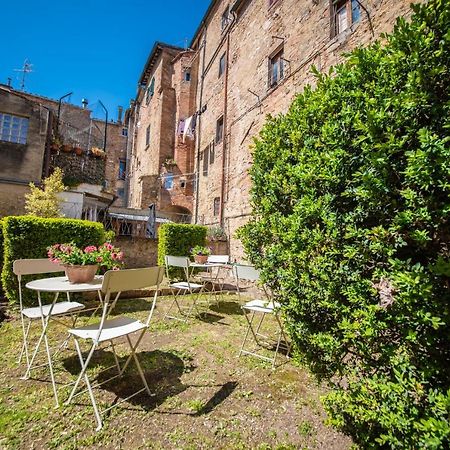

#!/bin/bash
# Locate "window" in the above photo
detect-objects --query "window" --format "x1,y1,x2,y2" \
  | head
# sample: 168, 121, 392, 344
180, 179, 186, 188
0, 113, 29, 144
164, 172, 174, 190
221, 6, 230, 31
209, 142, 215, 165
145, 125, 151, 146
215, 116, 224, 144
117, 188, 125, 199
203, 146, 209, 176
331, 0, 360, 37
219, 53, 226, 78
184, 70, 191, 82
213, 197, 220, 216
269, 48, 284, 87
121, 127, 128, 137
118, 159, 126, 180
145, 77, 155, 104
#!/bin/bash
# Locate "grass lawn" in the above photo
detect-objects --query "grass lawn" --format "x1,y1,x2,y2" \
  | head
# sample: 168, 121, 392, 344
0, 292, 352, 449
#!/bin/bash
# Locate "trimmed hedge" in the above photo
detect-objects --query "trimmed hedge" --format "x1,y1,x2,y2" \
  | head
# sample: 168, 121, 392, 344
158, 223, 207, 277
0, 219, 4, 294
2, 216, 105, 306
238, 1, 450, 448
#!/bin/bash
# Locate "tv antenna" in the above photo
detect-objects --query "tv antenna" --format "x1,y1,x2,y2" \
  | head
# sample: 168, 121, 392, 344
14, 59, 33, 91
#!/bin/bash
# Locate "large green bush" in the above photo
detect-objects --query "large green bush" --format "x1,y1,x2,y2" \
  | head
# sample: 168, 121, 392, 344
238, 1, 450, 448
2, 216, 105, 305
158, 223, 207, 277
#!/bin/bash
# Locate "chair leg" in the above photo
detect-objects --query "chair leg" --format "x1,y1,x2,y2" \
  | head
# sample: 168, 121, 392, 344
110, 340, 122, 376
126, 335, 151, 396
239, 310, 257, 357
71, 338, 102, 430
18, 318, 31, 366
66, 340, 97, 405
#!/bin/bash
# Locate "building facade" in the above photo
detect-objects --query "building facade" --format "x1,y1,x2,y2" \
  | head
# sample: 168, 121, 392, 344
188, 0, 423, 258
0, 86, 127, 217
126, 42, 198, 222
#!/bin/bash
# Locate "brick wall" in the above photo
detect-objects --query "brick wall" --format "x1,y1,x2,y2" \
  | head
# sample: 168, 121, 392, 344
191, 0, 424, 261
51, 152, 105, 186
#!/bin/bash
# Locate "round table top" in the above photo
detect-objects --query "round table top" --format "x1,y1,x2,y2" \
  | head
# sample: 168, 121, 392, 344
26, 276, 103, 293
190, 262, 233, 268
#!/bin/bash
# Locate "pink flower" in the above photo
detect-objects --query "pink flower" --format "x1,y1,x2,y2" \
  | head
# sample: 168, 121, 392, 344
111, 252, 118, 260
116, 252, 124, 261
112, 266, 120, 271
96, 256, 103, 263
84, 245, 97, 253
102, 243, 114, 251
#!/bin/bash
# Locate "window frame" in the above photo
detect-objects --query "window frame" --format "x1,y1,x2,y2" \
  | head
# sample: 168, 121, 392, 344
118, 158, 126, 180
0, 112, 29, 145
145, 77, 155, 105
213, 197, 220, 216
268, 47, 284, 88
215, 116, 224, 144
145, 125, 151, 147
202, 145, 209, 176
164, 172, 174, 190
221, 5, 230, 31
330, 0, 361, 38
218, 53, 226, 78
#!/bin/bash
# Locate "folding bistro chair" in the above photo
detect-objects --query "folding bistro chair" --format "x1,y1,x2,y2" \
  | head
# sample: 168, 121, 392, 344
164, 255, 205, 322
66, 266, 164, 431
201, 254, 230, 301
234, 264, 291, 368
14, 259, 85, 393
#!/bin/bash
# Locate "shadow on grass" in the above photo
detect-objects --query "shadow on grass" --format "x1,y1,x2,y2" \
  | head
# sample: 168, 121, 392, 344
209, 300, 243, 316
63, 349, 192, 411
194, 380, 238, 416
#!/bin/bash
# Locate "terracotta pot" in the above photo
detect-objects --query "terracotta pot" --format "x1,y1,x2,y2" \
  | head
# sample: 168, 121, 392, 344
194, 255, 208, 264
64, 264, 98, 284
62, 144, 72, 153
74, 147, 83, 156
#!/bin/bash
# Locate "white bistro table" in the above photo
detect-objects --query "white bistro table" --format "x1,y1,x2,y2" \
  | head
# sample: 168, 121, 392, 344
190, 262, 233, 300
25, 275, 103, 405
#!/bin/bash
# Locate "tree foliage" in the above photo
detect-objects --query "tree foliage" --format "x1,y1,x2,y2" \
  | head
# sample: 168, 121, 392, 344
24, 167, 65, 218
238, 1, 450, 447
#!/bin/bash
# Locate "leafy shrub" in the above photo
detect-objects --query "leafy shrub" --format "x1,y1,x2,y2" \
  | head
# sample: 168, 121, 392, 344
24, 167, 65, 218
2, 216, 105, 306
238, 1, 450, 448
158, 223, 207, 277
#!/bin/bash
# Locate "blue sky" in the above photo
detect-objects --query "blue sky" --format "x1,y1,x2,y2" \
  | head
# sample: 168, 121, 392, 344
0, 1, 211, 120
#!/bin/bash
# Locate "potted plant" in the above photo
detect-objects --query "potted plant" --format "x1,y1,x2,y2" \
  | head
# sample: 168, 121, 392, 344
73, 145, 83, 156
61, 143, 72, 153
47, 242, 123, 283
191, 245, 211, 264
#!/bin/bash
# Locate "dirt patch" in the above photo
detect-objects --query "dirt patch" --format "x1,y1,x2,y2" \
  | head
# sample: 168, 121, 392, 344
0, 293, 352, 449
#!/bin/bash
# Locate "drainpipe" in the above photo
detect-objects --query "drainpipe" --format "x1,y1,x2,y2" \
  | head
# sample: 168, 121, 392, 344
194, 32, 207, 224
219, 26, 232, 228
57, 92, 72, 133
98, 100, 108, 153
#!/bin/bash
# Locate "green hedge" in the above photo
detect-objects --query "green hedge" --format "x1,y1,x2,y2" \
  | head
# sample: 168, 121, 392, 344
158, 223, 207, 277
0, 219, 4, 294
238, 1, 450, 448
2, 216, 105, 306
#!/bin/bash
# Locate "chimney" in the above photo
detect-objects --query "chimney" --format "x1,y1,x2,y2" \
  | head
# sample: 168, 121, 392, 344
81, 98, 89, 109
117, 106, 123, 124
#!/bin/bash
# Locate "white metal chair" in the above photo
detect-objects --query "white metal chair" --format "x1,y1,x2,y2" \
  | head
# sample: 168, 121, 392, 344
65, 266, 164, 431
14, 259, 85, 391
201, 254, 230, 301
164, 255, 205, 322
234, 264, 291, 368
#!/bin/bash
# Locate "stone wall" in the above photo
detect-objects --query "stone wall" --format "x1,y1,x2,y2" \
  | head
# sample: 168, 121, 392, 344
113, 236, 158, 269
51, 151, 105, 186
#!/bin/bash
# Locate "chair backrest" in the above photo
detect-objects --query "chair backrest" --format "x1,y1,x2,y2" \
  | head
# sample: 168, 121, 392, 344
207, 254, 229, 264
164, 255, 190, 268
102, 266, 164, 295
13, 259, 65, 277
233, 264, 260, 282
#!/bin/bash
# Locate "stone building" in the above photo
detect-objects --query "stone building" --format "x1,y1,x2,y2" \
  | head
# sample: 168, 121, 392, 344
126, 42, 197, 222
0, 86, 52, 216
0, 85, 127, 217
188, 0, 423, 258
